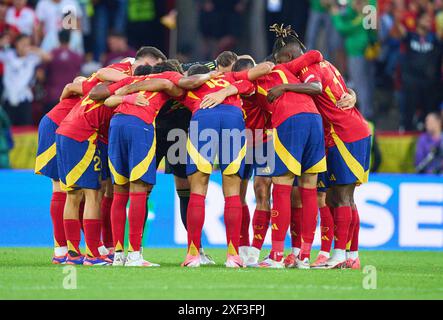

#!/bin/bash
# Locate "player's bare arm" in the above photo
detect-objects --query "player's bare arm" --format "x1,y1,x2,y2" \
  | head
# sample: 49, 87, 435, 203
267, 82, 323, 103
59, 82, 84, 101
177, 71, 222, 90
115, 78, 182, 97
96, 67, 129, 82
88, 82, 113, 100
246, 62, 275, 81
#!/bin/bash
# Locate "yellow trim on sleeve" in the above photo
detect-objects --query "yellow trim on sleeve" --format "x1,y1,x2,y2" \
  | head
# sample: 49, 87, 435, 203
34, 142, 57, 174
273, 128, 301, 176
271, 70, 289, 84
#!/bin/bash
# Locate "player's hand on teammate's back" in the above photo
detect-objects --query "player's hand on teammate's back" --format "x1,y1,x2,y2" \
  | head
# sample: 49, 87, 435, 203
200, 90, 228, 109
267, 85, 287, 103
337, 92, 356, 110
135, 93, 150, 107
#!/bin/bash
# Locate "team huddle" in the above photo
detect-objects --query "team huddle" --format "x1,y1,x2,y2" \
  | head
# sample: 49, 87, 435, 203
35, 24, 371, 269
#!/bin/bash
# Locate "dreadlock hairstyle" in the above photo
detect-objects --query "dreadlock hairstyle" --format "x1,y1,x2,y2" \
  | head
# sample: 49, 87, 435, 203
270, 23, 306, 56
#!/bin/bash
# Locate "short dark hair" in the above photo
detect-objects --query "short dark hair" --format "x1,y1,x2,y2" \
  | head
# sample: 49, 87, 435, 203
164, 59, 184, 74
135, 46, 167, 62
232, 58, 255, 72
216, 51, 238, 68
151, 60, 182, 74
58, 29, 71, 44
13, 34, 30, 48
134, 65, 152, 76
187, 64, 211, 76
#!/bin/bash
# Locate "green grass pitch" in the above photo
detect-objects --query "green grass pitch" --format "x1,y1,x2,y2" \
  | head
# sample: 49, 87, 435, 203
0, 248, 442, 300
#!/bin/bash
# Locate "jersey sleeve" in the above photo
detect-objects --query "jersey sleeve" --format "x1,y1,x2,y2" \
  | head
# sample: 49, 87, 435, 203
232, 70, 250, 81
107, 77, 137, 94
298, 64, 322, 84
157, 71, 184, 86
282, 50, 323, 75
107, 62, 132, 74
231, 79, 255, 96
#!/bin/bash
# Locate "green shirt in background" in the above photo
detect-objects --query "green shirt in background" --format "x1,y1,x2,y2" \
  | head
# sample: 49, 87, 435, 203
128, 0, 156, 22
310, 0, 326, 13
331, 6, 370, 57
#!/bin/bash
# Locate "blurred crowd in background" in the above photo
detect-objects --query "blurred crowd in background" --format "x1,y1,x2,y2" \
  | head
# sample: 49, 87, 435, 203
0, 0, 441, 173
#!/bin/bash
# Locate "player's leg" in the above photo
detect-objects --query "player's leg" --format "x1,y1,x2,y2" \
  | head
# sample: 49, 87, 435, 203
319, 183, 354, 269
111, 183, 129, 266
82, 187, 113, 266
217, 105, 249, 268
35, 115, 66, 263
125, 180, 159, 267
311, 189, 334, 267
284, 185, 302, 268
296, 172, 319, 268
346, 195, 361, 269
182, 171, 210, 267
248, 176, 272, 266
221, 173, 244, 267
50, 180, 68, 264
63, 188, 84, 264
238, 178, 251, 262
100, 178, 114, 255
319, 135, 371, 269
182, 108, 218, 267
257, 172, 294, 268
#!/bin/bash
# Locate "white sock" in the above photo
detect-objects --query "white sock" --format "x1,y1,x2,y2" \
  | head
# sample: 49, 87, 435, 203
318, 251, 330, 259
349, 251, 359, 259
98, 245, 109, 256
54, 246, 68, 256
332, 249, 346, 261
292, 247, 301, 256
199, 248, 205, 255
128, 251, 141, 259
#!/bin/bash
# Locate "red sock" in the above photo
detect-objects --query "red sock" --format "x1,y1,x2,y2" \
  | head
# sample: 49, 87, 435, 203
270, 184, 292, 261
50, 192, 67, 248
334, 206, 352, 250
83, 219, 102, 257
224, 196, 242, 255
350, 207, 360, 252
111, 192, 128, 251
290, 207, 302, 248
299, 187, 318, 260
79, 201, 85, 232
251, 209, 271, 250
187, 193, 206, 255
101, 196, 113, 248
128, 192, 147, 252
319, 206, 334, 253
346, 208, 356, 250
64, 219, 81, 254
239, 205, 250, 247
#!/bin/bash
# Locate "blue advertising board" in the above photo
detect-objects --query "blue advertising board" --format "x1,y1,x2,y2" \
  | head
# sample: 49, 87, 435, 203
0, 170, 441, 250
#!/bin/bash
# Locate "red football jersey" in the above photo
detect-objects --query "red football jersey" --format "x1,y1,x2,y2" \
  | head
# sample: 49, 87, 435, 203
46, 97, 81, 126
242, 94, 272, 146
179, 73, 255, 113
297, 61, 370, 147
234, 65, 319, 128
56, 62, 133, 143
112, 71, 184, 124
